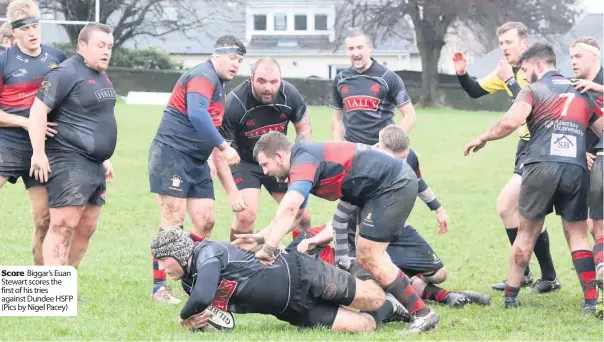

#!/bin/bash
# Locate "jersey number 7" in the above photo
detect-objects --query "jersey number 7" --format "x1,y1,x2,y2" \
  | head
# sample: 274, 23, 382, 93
559, 93, 575, 117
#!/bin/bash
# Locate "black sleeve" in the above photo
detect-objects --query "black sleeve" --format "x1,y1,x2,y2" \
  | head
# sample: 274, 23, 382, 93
36, 65, 78, 110
409, 151, 441, 211
387, 71, 411, 107
220, 92, 245, 142
286, 83, 308, 124
180, 257, 222, 320
505, 77, 522, 98
457, 73, 490, 99
329, 75, 344, 110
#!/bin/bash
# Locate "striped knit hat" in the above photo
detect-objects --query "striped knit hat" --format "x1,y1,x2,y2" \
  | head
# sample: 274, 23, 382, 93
150, 226, 194, 268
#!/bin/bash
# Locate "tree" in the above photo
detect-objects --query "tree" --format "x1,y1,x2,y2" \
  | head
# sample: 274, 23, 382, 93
336, 0, 579, 106
37, 0, 243, 49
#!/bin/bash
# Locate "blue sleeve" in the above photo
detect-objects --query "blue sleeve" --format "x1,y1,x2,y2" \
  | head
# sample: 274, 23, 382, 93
287, 180, 313, 209
187, 92, 225, 147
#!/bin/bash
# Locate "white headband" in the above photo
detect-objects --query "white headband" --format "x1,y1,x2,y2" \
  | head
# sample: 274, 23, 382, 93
572, 42, 601, 57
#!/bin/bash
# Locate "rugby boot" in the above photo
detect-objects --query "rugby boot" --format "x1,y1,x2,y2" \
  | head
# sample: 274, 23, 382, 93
404, 309, 439, 334
503, 295, 520, 309
462, 290, 491, 306
383, 293, 412, 323
443, 292, 468, 308
492, 272, 534, 291
531, 277, 561, 294
152, 285, 181, 304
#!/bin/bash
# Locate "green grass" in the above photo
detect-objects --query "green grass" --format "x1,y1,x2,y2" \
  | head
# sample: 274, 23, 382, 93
0, 105, 602, 340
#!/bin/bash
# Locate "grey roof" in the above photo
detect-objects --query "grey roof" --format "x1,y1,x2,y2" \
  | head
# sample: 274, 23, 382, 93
467, 13, 603, 78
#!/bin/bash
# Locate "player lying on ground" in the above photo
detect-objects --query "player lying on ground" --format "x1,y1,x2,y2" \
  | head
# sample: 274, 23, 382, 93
150, 227, 410, 333
289, 125, 491, 309
453, 21, 559, 293
464, 43, 603, 315
234, 132, 440, 333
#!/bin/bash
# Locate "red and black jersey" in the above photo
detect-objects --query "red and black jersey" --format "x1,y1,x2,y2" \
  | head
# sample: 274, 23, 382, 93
329, 59, 411, 145
585, 67, 603, 153
221, 79, 307, 163
154, 60, 226, 160
288, 142, 414, 205
0, 44, 67, 150
516, 71, 602, 170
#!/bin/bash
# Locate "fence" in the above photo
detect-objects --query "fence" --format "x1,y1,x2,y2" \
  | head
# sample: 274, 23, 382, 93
108, 67, 512, 112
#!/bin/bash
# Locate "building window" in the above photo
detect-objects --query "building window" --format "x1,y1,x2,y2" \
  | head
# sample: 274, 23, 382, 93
254, 15, 267, 31
274, 13, 287, 31
315, 14, 328, 31
294, 15, 307, 31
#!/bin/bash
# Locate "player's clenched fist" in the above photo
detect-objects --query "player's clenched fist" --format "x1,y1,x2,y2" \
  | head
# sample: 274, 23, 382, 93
222, 145, 240, 166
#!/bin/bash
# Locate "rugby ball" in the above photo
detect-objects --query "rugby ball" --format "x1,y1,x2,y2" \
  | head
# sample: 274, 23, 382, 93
198, 305, 235, 332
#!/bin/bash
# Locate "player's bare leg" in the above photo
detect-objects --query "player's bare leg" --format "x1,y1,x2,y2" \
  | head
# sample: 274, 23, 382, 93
563, 220, 598, 315
356, 237, 438, 333
67, 205, 101, 268
187, 198, 215, 239
0, 175, 8, 188
588, 218, 596, 240
503, 215, 542, 308
230, 188, 260, 240
495, 175, 558, 292
271, 191, 311, 235
331, 307, 377, 332
43, 206, 85, 266
152, 194, 187, 304
28, 186, 50, 265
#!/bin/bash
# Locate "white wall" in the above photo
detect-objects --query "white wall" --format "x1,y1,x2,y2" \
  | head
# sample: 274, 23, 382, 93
172, 53, 419, 79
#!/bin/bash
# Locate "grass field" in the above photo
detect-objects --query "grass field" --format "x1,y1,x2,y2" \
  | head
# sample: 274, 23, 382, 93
0, 105, 602, 340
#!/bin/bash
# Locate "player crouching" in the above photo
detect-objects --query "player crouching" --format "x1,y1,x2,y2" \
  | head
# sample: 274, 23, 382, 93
150, 227, 410, 333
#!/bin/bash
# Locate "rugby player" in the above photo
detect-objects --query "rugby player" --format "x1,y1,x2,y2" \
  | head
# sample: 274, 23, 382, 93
151, 226, 410, 333
569, 39, 604, 316
219, 57, 312, 241
292, 125, 491, 308
147, 35, 245, 303
0, 0, 66, 265
236, 132, 440, 333
28, 23, 117, 271
329, 27, 417, 268
454, 22, 559, 293
0, 21, 14, 50
464, 43, 603, 314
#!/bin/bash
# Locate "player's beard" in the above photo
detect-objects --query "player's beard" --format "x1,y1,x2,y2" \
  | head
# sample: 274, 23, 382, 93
529, 72, 538, 83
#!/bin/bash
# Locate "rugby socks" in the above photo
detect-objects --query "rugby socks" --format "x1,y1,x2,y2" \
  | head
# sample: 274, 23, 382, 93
152, 257, 166, 294
362, 300, 394, 327
503, 284, 520, 297
385, 270, 429, 316
189, 232, 204, 243
572, 250, 597, 306
533, 230, 557, 281
332, 201, 357, 268
421, 284, 450, 304
506, 228, 531, 276
594, 237, 604, 278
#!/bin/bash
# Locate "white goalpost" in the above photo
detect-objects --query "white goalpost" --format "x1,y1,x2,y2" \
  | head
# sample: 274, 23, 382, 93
0, 0, 101, 25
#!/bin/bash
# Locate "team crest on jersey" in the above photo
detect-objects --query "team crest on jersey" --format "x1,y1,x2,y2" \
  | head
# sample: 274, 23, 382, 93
344, 95, 380, 112
49, 62, 57, 69
246, 119, 256, 126
341, 85, 349, 94
370, 84, 381, 95
40, 81, 51, 94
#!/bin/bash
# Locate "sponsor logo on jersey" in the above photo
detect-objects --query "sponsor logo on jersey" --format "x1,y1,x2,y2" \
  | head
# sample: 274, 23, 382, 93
244, 122, 287, 138
211, 279, 238, 311
343, 95, 380, 112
